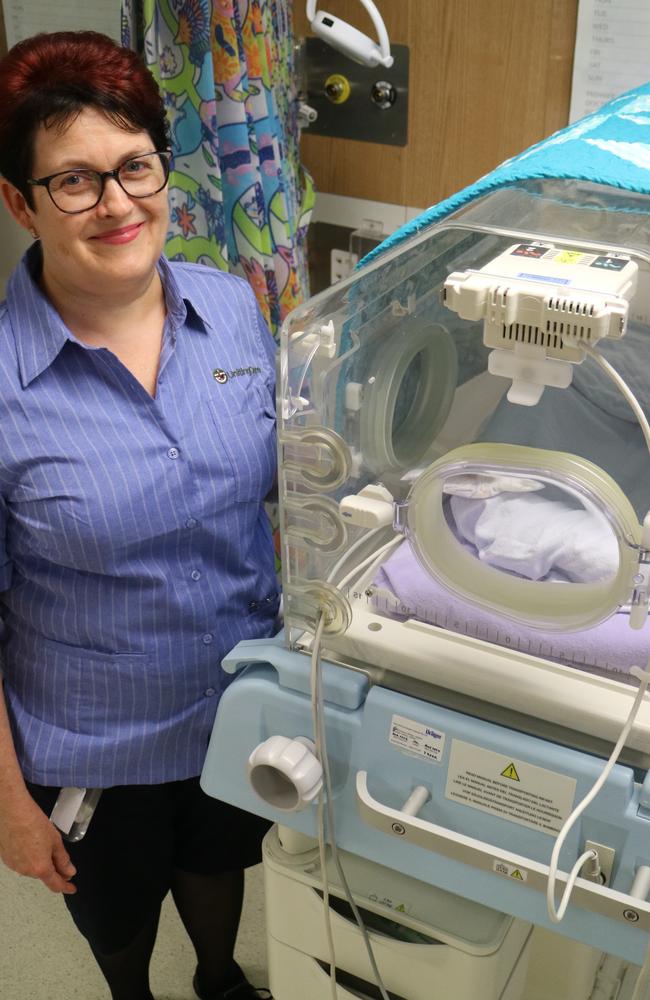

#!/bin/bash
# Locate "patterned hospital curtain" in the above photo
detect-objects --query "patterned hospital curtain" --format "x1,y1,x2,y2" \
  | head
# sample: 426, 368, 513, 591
121, 0, 313, 336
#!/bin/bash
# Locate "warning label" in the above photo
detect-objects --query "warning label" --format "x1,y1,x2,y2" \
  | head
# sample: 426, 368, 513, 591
445, 740, 576, 835
493, 860, 528, 882
389, 714, 445, 762
501, 763, 520, 781
554, 250, 584, 265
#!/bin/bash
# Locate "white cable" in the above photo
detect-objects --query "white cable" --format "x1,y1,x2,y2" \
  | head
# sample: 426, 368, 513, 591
310, 611, 392, 1000
305, 0, 393, 68
547, 661, 650, 922
578, 342, 650, 455
316, 639, 392, 1000
310, 614, 338, 1000
545, 342, 650, 922
356, 0, 391, 62
325, 526, 383, 584
335, 536, 402, 592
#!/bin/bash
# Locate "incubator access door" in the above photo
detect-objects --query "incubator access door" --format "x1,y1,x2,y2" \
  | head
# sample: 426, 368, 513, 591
277, 181, 650, 758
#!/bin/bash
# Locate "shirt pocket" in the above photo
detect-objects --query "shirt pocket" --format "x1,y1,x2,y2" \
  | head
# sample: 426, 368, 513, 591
206, 381, 276, 503
34, 636, 154, 735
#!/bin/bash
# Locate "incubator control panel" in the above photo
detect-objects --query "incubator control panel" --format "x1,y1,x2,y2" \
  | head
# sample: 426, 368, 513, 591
444, 242, 638, 357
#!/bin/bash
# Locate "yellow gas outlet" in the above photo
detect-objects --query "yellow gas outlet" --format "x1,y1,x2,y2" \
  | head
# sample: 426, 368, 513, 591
324, 73, 351, 104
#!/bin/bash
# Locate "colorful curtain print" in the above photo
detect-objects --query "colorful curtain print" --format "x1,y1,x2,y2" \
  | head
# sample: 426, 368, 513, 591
122, 0, 313, 335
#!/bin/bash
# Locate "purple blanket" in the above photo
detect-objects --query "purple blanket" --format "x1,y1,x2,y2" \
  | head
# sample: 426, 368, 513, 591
373, 540, 650, 680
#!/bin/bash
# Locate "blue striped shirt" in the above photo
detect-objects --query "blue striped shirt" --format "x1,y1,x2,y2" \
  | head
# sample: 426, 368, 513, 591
0, 247, 279, 787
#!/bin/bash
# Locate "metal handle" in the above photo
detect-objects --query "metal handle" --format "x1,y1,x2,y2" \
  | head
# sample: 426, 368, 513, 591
355, 771, 650, 929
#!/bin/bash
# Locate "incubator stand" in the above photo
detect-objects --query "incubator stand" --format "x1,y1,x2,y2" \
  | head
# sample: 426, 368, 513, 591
201, 176, 650, 1000
263, 826, 533, 1000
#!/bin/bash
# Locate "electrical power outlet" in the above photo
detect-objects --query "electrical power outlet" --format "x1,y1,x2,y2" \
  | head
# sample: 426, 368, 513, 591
330, 248, 358, 285
583, 840, 616, 886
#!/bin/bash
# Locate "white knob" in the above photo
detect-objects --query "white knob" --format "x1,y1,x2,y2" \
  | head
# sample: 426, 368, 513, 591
247, 736, 322, 812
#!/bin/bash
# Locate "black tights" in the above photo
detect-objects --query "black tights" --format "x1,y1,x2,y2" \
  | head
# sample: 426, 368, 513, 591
90, 868, 245, 1000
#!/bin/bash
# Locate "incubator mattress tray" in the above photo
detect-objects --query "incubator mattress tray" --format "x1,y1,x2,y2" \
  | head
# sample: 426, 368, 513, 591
315, 541, 650, 757
372, 539, 649, 681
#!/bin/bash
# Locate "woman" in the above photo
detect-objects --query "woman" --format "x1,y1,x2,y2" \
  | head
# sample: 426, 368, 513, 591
0, 31, 278, 1000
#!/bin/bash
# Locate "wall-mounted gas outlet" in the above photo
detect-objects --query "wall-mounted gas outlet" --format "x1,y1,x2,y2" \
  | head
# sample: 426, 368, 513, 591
330, 249, 358, 284
301, 38, 409, 146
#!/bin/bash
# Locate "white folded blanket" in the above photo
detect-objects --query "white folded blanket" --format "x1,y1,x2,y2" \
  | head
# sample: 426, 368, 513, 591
449, 492, 619, 583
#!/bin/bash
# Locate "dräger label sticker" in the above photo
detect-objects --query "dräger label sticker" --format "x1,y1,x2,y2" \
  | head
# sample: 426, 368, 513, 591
493, 860, 528, 882
445, 740, 576, 835
389, 715, 445, 761
516, 271, 571, 284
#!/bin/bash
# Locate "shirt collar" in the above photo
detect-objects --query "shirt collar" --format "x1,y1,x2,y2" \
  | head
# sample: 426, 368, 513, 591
9, 244, 72, 388
10, 249, 212, 388
157, 255, 214, 336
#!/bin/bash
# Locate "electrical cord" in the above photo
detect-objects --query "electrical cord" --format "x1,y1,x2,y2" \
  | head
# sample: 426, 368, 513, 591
547, 661, 650, 922
310, 613, 338, 1000
547, 339, 650, 923
310, 611, 392, 1000
306, 0, 393, 67
335, 536, 402, 593
325, 526, 384, 584
577, 342, 650, 453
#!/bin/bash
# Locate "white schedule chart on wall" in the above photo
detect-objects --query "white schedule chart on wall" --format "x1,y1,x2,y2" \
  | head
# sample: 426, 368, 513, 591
2, 0, 121, 48
570, 0, 650, 121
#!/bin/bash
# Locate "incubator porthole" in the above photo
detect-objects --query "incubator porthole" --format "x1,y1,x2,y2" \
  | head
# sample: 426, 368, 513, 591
360, 323, 458, 475
392, 351, 423, 436
406, 443, 642, 632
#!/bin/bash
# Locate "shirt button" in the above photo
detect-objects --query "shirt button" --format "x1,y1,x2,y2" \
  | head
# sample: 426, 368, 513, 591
205, 687, 216, 697
202, 633, 213, 645
191, 570, 202, 581
185, 518, 198, 529
167, 447, 179, 459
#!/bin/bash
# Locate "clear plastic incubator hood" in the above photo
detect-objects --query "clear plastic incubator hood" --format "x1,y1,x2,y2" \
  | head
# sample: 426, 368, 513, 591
278, 173, 650, 756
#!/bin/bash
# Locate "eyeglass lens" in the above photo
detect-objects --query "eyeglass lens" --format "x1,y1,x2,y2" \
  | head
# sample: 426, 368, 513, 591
48, 153, 169, 212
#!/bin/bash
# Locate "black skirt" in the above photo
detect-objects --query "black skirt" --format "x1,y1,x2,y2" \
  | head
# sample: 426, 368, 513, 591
27, 777, 271, 953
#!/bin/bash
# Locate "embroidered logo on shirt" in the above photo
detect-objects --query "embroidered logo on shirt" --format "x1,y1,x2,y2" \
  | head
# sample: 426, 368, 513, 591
213, 366, 261, 384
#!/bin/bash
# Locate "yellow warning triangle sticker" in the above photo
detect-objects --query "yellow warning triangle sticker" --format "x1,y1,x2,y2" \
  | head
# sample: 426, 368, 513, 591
510, 869, 524, 880
501, 763, 520, 781
394, 904, 406, 913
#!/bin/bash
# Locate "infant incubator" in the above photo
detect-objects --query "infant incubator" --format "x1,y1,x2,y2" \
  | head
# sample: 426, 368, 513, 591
278, 181, 650, 757
202, 86, 650, 999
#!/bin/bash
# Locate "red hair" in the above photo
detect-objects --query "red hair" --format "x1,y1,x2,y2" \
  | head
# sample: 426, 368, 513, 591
0, 32, 169, 199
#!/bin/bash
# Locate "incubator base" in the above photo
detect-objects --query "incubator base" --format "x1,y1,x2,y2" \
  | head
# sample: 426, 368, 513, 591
263, 826, 532, 1000
202, 638, 650, 965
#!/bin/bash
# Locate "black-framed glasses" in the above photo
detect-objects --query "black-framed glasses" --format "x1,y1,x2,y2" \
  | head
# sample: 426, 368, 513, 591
27, 150, 172, 215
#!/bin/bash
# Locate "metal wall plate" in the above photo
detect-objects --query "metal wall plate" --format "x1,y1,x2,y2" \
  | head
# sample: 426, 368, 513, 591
301, 38, 409, 146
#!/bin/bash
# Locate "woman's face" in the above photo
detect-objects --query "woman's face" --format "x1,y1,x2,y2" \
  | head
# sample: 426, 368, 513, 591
8, 107, 169, 300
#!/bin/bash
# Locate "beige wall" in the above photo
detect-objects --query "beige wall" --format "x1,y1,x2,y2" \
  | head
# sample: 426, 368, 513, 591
0, 216, 32, 295
294, 0, 579, 209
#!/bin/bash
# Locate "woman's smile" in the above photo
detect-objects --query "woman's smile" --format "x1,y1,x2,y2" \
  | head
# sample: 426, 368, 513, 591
90, 221, 146, 245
